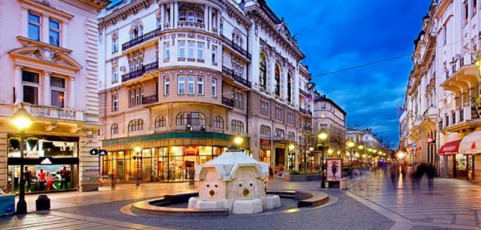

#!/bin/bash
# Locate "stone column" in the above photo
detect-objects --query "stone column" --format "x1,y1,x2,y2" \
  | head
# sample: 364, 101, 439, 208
42, 14, 50, 43
174, 2, 179, 29
204, 5, 208, 31
69, 77, 76, 108
169, 2, 174, 28
160, 4, 165, 29
14, 66, 23, 104
43, 72, 50, 106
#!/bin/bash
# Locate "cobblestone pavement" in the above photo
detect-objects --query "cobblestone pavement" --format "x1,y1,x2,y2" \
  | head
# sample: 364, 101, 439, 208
347, 170, 481, 229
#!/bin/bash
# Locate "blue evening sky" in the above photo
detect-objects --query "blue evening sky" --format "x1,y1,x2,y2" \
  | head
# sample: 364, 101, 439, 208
107, 0, 431, 148
268, 0, 431, 147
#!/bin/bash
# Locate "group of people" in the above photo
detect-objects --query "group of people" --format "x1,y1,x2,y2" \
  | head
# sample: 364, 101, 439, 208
389, 159, 436, 190
23, 165, 71, 192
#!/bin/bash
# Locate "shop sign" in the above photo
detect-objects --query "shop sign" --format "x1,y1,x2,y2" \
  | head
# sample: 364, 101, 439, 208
260, 139, 271, 150
426, 137, 435, 144
90, 149, 107, 156
40, 157, 52, 165
184, 146, 199, 156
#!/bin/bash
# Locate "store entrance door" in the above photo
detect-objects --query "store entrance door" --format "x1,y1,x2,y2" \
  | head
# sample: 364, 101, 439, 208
275, 148, 285, 169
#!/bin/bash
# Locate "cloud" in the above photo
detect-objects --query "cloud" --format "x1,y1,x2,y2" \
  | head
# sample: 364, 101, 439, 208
268, 0, 431, 147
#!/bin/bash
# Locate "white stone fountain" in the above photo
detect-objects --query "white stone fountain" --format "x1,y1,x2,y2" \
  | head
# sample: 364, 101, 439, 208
188, 149, 281, 214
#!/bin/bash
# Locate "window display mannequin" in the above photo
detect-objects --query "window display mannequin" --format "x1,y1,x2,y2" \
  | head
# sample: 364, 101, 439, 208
37, 168, 46, 191
46, 172, 54, 192
24, 166, 32, 192
60, 165, 70, 189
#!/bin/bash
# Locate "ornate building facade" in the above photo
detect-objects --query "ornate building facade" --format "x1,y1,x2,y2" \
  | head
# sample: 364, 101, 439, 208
0, 0, 109, 193
97, 0, 313, 183
400, 0, 481, 179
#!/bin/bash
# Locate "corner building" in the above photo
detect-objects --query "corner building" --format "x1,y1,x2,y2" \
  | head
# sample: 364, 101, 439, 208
98, 0, 312, 183
0, 0, 109, 193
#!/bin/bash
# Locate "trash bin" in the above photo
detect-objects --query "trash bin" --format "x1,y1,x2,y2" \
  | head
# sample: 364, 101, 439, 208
340, 178, 348, 190
36, 195, 50, 211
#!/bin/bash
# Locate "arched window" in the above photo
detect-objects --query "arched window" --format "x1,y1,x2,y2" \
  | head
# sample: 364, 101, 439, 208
128, 119, 143, 132
176, 112, 205, 125
287, 73, 292, 103
111, 123, 119, 135
155, 115, 166, 128
260, 125, 271, 137
215, 116, 224, 129
274, 63, 281, 97
259, 52, 267, 90
179, 5, 203, 23
231, 120, 244, 133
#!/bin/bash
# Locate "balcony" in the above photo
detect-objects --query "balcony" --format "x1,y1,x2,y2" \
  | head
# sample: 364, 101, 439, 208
222, 66, 252, 88
142, 95, 158, 105
441, 53, 479, 94
299, 89, 309, 98
121, 61, 159, 82
221, 35, 252, 61
222, 96, 235, 107
121, 28, 162, 51
299, 108, 312, 116
177, 21, 205, 30
22, 104, 84, 121
444, 106, 481, 132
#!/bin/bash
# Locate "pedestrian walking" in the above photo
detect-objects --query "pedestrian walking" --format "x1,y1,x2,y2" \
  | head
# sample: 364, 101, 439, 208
269, 163, 274, 179
390, 160, 399, 188
427, 163, 436, 190
400, 160, 407, 182
188, 166, 195, 187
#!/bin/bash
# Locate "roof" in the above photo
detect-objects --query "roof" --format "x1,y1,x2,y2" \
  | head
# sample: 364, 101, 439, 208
314, 94, 347, 115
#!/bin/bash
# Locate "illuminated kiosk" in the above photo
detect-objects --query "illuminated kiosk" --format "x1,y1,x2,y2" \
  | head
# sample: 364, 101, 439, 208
188, 149, 281, 214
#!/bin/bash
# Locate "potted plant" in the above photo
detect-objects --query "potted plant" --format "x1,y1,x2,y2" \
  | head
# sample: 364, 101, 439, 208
26, 137, 38, 150
8, 137, 21, 150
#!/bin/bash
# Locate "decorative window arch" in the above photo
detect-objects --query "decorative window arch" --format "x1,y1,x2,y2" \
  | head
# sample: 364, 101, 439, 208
260, 125, 271, 137
231, 120, 244, 133
288, 132, 295, 141
287, 72, 292, 103
130, 19, 144, 39
176, 112, 206, 125
259, 51, 267, 90
155, 115, 166, 128
215, 116, 224, 129
111, 123, 119, 135
128, 119, 144, 132
178, 3, 204, 23
274, 63, 281, 97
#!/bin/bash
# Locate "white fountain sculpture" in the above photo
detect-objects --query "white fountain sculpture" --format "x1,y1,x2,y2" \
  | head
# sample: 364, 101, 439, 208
188, 149, 281, 214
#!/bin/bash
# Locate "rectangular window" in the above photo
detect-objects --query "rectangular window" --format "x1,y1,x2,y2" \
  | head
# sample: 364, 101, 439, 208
197, 42, 204, 60
164, 42, 170, 60
212, 45, 217, 65
112, 37, 118, 53
197, 77, 204, 95
28, 13, 40, 41
22, 71, 39, 105
178, 40, 186, 58
50, 76, 65, 108
260, 101, 269, 116
164, 77, 170, 95
234, 92, 243, 109
212, 78, 217, 97
49, 19, 60, 46
178, 76, 185, 94
112, 95, 118, 111
275, 107, 283, 121
112, 67, 118, 83
187, 76, 195, 94
188, 41, 195, 59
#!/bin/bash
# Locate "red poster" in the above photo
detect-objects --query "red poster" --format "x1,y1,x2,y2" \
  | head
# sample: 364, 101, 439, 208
184, 146, 199, 156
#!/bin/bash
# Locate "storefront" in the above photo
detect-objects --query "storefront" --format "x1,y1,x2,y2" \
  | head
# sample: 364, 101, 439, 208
102, 146, 226, 182
7, 135, 79, 194
459, 131, 481, 180
259, 139, 271, 164
101, 132, 248, 183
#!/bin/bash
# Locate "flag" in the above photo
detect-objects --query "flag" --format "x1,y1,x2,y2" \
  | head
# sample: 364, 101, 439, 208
397, 106, 405, 118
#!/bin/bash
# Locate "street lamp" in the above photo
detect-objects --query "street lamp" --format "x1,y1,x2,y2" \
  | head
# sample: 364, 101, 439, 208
133, 146, 142, 186
11, 106, 33, 214
346, 140, 355, 178
288, 144, 295, 170
308, 146, 314, 171
317, 129, 329, 188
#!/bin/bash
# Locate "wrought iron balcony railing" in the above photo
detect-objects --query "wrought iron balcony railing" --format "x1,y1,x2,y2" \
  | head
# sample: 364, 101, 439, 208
222, 96, 235, 107
221, 34, 252, 60
222, 66, 252, 88
142, 94, 158, 105
121, 28, 162, 51
121, 61, 159, 82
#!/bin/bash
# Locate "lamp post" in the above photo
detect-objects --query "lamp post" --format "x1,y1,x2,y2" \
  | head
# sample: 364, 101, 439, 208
308, 146, 314, 171
346, 140, 355, 178
11, 106, 33, 214
317, 130, 329, 188
133, 146, 142, 186
358, 144, 365, 165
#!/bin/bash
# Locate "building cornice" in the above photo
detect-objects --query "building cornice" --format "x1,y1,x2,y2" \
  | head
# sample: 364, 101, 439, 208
19, 0, 74, 20
99, 0, 152, 28
245, 4, 305, 61
221, 0, 252, 29
77, 0, 111, 11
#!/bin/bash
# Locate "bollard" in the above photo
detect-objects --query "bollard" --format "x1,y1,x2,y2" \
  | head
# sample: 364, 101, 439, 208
36, 195, 50, 211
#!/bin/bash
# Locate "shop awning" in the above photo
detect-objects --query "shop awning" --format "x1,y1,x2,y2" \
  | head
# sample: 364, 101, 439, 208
459, 131, 481, 155
439, 140, 462, 156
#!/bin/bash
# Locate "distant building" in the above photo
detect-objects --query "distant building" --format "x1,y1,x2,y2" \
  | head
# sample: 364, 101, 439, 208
346, 128, 381, 149
312, 93, 347, 151
0, 0, 109, 193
